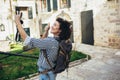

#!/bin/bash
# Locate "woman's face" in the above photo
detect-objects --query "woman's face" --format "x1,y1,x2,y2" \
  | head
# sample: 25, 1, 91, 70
50, 21, 61, 36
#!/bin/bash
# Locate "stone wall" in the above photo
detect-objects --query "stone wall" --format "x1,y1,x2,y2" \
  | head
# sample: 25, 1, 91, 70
0, 0, 13, 40
71, 0, 120, 49
1, 0, 120, 49
94, 1, 120, 48
0, 0, 41, 41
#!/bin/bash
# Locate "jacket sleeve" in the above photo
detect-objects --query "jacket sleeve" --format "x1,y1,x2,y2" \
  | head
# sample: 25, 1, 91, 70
23, 36, 53, 49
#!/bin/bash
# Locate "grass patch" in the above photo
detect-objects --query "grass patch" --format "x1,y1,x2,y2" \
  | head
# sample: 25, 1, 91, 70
70, 50, 87, 62
0, 44, 39, 80
0, 44, 88, 80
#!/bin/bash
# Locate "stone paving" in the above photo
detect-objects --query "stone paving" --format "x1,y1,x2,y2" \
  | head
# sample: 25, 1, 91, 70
27, 44, 120, 80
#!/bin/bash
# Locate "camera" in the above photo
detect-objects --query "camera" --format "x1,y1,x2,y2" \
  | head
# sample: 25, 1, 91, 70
15, 7, 20, 15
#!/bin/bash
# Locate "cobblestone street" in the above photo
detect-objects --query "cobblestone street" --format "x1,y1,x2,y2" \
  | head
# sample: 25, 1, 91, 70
28, 44, 120, 80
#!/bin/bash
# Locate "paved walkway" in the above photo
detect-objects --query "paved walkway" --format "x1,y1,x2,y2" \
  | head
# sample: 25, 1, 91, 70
27, 44, 120, 80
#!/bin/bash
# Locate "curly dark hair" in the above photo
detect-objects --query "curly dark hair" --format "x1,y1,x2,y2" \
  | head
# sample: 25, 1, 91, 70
56, 17, 71, 40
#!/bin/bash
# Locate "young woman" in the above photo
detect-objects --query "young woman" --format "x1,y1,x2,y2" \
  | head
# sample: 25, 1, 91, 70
15, 13, 72, 80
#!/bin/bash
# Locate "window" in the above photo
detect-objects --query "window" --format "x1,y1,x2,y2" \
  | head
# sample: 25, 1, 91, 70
40, 0, 51, 12
28, 7, 33, 19
40, 0, 47, 12
47, 0, 51, 11
60, 0, 71, 9
35, 3, 38, 15
53, 0, 58, 10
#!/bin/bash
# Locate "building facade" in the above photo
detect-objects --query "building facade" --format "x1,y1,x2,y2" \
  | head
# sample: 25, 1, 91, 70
0, 0, 40, 41
0, 0, 120, 49
38, 0, 120, 49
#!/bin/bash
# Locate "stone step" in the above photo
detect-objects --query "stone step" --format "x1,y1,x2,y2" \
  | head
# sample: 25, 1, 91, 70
58, 58, 120, 80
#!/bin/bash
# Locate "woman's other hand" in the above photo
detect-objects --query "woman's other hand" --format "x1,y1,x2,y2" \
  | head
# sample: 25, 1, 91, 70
44, 23, 50, 32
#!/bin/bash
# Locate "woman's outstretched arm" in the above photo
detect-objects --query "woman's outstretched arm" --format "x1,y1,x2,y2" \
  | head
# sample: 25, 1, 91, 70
15, 13, 27, 41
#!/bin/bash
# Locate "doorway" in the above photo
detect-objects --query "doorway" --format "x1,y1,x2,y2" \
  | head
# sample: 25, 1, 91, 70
81, 10, 94, 45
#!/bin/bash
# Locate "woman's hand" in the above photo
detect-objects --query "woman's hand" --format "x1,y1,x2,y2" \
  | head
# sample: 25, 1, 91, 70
15, 13, 21, 26
41, 23, 50, 38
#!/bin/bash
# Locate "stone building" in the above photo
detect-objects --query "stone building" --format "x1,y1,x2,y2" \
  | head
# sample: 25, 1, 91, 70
0, 0, 120, 49
0, 0, 40, 41
37, 0, 120, 49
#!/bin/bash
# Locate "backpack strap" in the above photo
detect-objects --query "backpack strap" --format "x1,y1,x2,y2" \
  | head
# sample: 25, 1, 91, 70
42, 49, 54, 71
59, 44, 66, 55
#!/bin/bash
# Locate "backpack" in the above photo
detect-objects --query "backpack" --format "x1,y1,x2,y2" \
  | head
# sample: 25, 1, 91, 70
43, 39, 72, 74
53, 39, 72, 74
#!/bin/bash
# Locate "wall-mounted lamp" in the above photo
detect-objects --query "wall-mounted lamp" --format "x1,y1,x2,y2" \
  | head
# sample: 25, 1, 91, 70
0, 24, 5, 31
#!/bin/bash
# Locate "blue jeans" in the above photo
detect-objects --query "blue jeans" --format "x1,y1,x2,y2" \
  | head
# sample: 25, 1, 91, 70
39, 68, 56, 80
